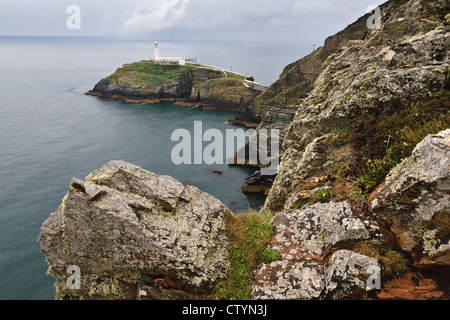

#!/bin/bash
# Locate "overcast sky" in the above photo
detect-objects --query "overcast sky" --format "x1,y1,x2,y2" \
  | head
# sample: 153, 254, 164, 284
0, 0, 387, 44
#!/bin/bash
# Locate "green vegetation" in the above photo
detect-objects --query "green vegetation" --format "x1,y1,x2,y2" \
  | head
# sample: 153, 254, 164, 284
354, 242, 411, 279
106, 61, 253, 97
111, 60, 192, 87
337, 162, 351, 179
316, 188, 333, 201
348, 186, 369, 204
270, 80, 314, 105
213, 210, 274, 300
340, 90, 449, 202
224, 73, 246, 82
201, 77, 244, 89
331, 128, 350, 148
390, 26, 402, 34
261, 248, 282, 264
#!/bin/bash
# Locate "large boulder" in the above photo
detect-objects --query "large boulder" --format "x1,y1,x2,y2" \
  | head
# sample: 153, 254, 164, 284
370, 129, 450, 267
252, 201, 385, 299
267, 201, 383, 259
39, 160, 232, 300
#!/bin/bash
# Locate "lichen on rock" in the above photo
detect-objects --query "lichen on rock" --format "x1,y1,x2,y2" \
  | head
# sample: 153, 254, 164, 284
264, 0, 450, 212
252, 201, 386, 300
39, 160, 232, 300
370, 129, 450, 266
325, 250, 381, 299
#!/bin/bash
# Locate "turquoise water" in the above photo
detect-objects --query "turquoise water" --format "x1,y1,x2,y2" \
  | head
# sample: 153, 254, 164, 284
0, 37, 305, 299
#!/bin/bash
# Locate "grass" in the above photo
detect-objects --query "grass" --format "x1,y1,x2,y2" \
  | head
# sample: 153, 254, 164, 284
261, 248, 282, 264
343, 90, 449, 201
111, 60, 192, 87
337, 162, 351, 179
353, 242, 411, 279
390, 27, 402, 34
106, 60, 251, 96
331, 128, 351, 148
316, 188, 333, 201
269, 80, 314, 105
201, 77, 245, 89
212, 209, 275, 300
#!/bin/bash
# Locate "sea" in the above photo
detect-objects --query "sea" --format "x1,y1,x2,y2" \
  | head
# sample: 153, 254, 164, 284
0, 36, 307, 299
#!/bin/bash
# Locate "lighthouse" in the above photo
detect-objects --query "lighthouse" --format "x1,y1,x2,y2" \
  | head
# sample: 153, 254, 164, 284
154, 41, 160, 61
150, 41, 189, 65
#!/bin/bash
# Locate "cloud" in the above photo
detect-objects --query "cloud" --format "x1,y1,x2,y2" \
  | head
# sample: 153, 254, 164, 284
114, 0, 387, 44
122, 0, 189, 33
0, 0, 388, 40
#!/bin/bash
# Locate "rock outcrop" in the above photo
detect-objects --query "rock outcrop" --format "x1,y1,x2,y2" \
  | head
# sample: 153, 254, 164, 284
265, 0, 450, 212
232, 0, 449, 195
86, 61, 262, 112
40, 0, 450, 301
251, 0, 449, 300
252, 201, 386, 299
237, 0, 386, 142
242, 171, 276, 195
39, 160, 232, 300
370, 129, 450, 267
251, 128, 449, 300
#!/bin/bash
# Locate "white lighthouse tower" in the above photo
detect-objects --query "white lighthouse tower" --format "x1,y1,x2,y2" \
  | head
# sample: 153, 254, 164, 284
154, 41, 160, 61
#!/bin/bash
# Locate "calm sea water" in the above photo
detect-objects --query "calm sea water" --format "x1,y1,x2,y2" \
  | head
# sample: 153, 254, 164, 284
0, 36, 306, 299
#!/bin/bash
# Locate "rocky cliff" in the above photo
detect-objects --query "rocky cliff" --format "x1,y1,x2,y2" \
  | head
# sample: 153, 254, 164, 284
252, 129, 449, 300
39, 131, 449, 300
253, 0, 449, 300
40, 0, 449, 301
39, 160, 233, 300
86, 61, 261, 112
238, 0, 384, 138
265, 0, 449, 211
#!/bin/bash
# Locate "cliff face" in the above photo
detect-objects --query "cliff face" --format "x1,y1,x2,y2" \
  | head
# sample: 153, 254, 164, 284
370, 129, 450, 267
39, 132, 449, 300
242, 2, 381, 138
265, 0, 449, 211
252, 130, 449, 300
250, 0, 449, 299
40, 0, 450, 301
86, 61, 261, 112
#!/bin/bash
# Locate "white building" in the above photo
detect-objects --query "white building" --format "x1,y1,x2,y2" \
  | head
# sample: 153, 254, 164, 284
150, 41, 193, 66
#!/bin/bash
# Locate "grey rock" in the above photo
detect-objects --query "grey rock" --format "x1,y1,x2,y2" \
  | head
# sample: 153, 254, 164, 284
269, 201, 383, 259
39, 160, 232, 299
268, 133, 352, 211
252, 201, 385, 300
252, 260, 325, 300
325, 250, 381, 299
265, 0, 450, 211
370, 129, 450, 266
253, 249, 382, 300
